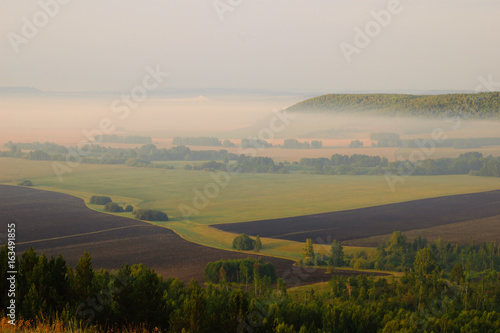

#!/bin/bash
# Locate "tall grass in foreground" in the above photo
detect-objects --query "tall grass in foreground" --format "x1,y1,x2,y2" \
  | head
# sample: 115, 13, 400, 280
0, 318, 160, 333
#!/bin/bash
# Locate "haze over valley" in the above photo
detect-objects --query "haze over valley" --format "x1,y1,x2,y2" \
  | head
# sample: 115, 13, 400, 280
1, 1, 500, 332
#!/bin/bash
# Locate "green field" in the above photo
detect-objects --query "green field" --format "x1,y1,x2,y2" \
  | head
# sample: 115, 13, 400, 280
2, 157, 500, 261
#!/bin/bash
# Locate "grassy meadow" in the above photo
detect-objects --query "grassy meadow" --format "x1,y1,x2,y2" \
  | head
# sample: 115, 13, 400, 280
2, 157, 500, 261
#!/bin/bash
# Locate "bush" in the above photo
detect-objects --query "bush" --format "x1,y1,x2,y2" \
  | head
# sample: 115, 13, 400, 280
133, 209, 169, 221
18, 180, 33, 186
104, 202, 124, 213
89, 196, 112, 205
349, 140, 364, 148
124, 205, 134, 212
232, 234, 256, 251
203, 258, 276, 283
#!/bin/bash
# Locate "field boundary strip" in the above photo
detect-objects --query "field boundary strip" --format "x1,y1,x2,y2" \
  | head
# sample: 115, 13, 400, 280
17, 225, 150, 246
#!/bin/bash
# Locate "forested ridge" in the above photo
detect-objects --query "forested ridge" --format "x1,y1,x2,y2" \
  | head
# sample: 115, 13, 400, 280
286, 92, 500, 118
1, 235, 499, 332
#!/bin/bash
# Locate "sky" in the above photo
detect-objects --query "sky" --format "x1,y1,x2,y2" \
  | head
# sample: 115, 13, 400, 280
1, 0, 499, 94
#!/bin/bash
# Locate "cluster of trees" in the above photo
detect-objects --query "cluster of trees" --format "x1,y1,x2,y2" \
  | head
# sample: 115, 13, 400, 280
403, 137, 500, 149
172, 137, 237, 147
89, 196, 112, 205
370, 133, 403, 147
299, 154, 389, 175
303, 231, 500, 277
348, 140, 363, 148
194, 156, 289, 174
390, 152, 500, 177
0, 247, 290, 332
203, 258, 276, 285
89, 196, 133, 214
324, 265, 500, 332
1, 142, 240, 165
4, 141, 67, 154
295, 152, 500, 178
301, 238, 346, 267
4, 140, 500, 178
104, 202, 133, 213
232, 234, 262, 252
101, 135, 152, 144
2, 240, 499, 332
235, 156, 288, 174
26, 150, 52, 161
1, 140, 291, 175
286, 92, 500, 119
302, 154, 389, 168
87, 144, 238, 164
240, 138, 273, 149
370, 133, 500, 149
18, 180, 33, 186
0, 146, 55, 161
364, 231, 500, 274
282, 139, 323, 149
172, 137, 223, 147
133, 209, 168, 221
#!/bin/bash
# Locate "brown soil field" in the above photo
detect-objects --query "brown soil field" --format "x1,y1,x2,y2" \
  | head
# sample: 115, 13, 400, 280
0, 185, 385, 284
214, 190, 500, 245
343, 214, 500, 247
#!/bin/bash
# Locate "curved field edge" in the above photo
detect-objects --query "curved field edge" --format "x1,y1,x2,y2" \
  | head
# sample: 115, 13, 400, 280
0, 185, 302, 283
0, 182, 332, 263
2, 159, 500, 262
4, 159, 500, 227
212, 190, 500, 245
0, 185, 395, 285
2, 183, 373, 263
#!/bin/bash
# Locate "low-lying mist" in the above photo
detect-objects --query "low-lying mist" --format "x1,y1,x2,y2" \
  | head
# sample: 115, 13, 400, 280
1, 93, 499, 146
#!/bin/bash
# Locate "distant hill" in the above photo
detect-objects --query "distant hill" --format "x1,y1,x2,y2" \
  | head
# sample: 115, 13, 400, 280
0, 86, 41, 95
286, 92, 500, 119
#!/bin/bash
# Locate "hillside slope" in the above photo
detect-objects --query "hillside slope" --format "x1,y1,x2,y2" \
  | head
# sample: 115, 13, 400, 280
286, 92, 500, 118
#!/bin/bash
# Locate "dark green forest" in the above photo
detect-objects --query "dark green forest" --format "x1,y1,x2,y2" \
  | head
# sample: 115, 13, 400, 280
286, 92, 500, 118
1, 234, 499, 332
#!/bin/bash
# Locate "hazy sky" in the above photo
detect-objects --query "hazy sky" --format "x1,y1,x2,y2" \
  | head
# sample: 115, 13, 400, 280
1, 0, 499, 94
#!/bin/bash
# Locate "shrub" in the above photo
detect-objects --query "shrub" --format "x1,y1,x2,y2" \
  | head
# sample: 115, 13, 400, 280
232, 234, 256, 251
89, 196, 112, 205
133, 209, 168, 221
104, 202, 124, 213
203, 258, 276, 283
18, 180, 33, 186
124, 205, 134, 212
349, 140, 364, 148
